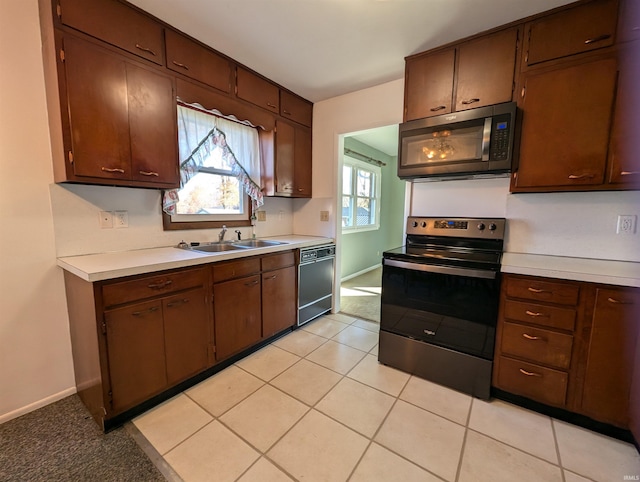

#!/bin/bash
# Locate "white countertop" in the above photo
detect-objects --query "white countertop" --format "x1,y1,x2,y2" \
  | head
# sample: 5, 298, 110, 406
501, 252, 640, 288
57, 235, 333, 282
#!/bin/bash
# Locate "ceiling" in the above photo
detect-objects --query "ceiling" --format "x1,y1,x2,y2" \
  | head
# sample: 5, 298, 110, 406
128, 0, 575, 154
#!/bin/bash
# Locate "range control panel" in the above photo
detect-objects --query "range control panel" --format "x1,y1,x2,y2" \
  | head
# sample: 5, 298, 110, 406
407, 217, 506, 240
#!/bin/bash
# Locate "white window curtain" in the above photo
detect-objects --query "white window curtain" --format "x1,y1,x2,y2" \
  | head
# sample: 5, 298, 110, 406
162, 102, 263, 215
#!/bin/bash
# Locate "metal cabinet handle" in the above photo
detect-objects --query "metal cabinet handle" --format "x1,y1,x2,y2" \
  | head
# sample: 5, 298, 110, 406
461, 98, 480, 105
283, 109, 292, 115
584, 34, 611, 45
620, 171, 640, 176
298, 188, 304, 192
101, 167, 125, 174
522, 333, 541, 340
135, 44, 157, 56
172, 60, 189, 70
266, 102, 277, 109
568, 173, 595, 180
519, 368, 542, 377
245, 280, 259, 287
265, 274, 277, 280
527, 287, 550, 294
147, 280, 172, 289
139, 170, 159, 177
132, 306, 160, 316
166, 298, 190, 308
607, 297, 633, 305
430, 105, 446, 112
525, 310, 549, 317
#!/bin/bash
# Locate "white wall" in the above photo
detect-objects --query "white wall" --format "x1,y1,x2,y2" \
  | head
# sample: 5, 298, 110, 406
0, 0, 75, 422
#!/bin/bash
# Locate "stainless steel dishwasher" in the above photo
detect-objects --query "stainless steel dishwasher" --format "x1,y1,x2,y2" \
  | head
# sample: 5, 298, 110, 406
298, 244, 335, 326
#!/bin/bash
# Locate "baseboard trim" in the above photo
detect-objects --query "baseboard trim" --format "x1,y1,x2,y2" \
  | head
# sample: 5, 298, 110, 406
341, 264, 381, 283
0, 386, 77, 425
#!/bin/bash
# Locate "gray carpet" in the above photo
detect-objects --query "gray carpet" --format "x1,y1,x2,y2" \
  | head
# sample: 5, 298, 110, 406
0, 395, 165, 482
340, 267, 382, 322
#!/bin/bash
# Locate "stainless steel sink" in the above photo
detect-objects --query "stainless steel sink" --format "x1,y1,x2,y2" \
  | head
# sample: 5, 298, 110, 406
188, 243, 242, 253
233, 239, 287, 248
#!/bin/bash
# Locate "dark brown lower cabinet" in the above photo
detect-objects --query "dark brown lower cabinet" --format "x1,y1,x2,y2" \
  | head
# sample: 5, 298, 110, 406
262, 265, 297, 338
494, 274, 639, 432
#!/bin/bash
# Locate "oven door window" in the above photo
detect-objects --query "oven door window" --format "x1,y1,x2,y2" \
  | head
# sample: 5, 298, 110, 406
381, 264, 500, 360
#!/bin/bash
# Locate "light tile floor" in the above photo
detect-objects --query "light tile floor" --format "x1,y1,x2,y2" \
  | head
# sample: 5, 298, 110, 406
132, 312, 640, 482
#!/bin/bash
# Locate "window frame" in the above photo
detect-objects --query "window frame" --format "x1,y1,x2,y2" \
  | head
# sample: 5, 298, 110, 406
341, 157, 381, 234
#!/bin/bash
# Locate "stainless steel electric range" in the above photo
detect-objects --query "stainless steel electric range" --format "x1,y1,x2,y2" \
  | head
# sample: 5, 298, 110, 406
378, 216, 506, 399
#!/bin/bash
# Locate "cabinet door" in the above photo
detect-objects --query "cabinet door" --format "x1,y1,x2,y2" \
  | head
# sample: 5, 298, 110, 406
607, 42, 640, 186
64, 36, 131, 181
455, 28, 518, 111
127, 63, 179, 186
165, 30, 232, 93
163, 288, 210, 385
275, 120, 295, 195
237, 67, 279, 113
404, 48, 455, 121
293, 125, 312, 197
214, 275, 262, 360
514, 58, 617, 189
281, 91, 313, 127
581, 287, 640, 427
262, 266, 296, 338
104, 300, 167, 413
524, 0, 617, 66
59, 0, 164, 65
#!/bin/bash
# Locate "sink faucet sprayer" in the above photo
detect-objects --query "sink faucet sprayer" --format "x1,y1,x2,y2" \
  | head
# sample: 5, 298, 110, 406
235, 230, 242, 241
218, 225, 227, 242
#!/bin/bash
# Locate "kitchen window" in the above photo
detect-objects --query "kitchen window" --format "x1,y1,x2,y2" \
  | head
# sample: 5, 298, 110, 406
342, 158, 380, 233
162, 102, 263, 230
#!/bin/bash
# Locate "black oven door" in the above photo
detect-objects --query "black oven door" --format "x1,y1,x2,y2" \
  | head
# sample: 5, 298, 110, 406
380, 258, 500, 361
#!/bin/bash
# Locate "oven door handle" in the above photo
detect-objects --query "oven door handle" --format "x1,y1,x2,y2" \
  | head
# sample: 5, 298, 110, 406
384, 258, 497, 279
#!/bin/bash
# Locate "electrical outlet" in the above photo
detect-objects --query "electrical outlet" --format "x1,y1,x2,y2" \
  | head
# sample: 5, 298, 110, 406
257, 210, 267, 222
114, 211, 129, 228
99, 211, 113, 229
320, 211, 329, 222
616, 215, 637, 234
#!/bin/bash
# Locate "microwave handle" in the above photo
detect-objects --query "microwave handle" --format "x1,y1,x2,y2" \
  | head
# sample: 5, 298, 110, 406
481, 117, 492, 161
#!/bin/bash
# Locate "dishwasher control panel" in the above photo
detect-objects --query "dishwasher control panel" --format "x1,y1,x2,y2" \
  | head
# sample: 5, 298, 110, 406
300, 245, 335, 264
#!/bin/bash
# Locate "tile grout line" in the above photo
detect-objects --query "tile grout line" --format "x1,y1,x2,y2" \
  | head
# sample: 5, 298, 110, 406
551, 418, 567, 482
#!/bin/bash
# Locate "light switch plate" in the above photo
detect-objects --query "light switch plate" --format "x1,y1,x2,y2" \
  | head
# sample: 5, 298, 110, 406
257, 210, 267, 222
320, 211, 329, 222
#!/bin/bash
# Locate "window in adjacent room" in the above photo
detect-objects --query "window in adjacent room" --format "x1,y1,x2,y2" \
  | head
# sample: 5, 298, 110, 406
342, 157, 380, 232
162, 102, 264, 230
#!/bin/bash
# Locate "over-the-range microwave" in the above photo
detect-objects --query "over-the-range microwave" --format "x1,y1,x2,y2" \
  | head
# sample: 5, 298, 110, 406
397, 102, 517, 181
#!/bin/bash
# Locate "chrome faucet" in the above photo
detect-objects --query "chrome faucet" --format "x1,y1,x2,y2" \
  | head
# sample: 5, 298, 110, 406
218, 225, 227, 242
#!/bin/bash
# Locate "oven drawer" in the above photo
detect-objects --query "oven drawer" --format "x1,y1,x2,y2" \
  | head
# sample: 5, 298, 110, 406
503, 300, 576, 331
505, 277, 579, 306
495, 356, 568, 407
501, 322, 573, 369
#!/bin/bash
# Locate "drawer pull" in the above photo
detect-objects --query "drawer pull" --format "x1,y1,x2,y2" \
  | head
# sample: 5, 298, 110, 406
527, 287, 550, 294
245, 280, 259, 287
607, 297, 633, 305
172, 60, 189, 70
568, 173, 595, 180
147, 280, 173, 290
139, 170, 159, 177
266, 102, 277, 109
519, 368, 542, 377
522, 333, 541, 340
166, 298, 190, 308
101, 167, 125, 174
525, 310, 548, 317
620, 171, 640, 176
461, 98, 480, 105
135, 44, 157, 56
584, 34, 611, 45
283, 109, 292, 115
430, 105, 446, 112
265, 275, 277, 280
132, 306, 159, 316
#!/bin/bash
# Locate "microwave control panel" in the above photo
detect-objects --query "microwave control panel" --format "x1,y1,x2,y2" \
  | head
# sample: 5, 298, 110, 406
490, 114, 512, 161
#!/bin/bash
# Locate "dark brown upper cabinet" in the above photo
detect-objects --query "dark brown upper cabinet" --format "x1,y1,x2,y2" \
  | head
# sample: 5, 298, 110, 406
522, 0, 618, 67
404, 27, 518, 121
280, 90, 313, 127
236, 67, 280, 114
58, 0, 164, 65
165, 29, 233, 94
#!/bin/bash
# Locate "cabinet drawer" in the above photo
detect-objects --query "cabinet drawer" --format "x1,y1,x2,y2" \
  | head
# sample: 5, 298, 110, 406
495, 356, 568, 407
280, 91, 312, 127
503, 299, 576, 331
213, 257, 261, 283
59, 0, 164, 65
525, 0, 617, 66
262, 251, 295, 271
165, 30, 232, 93
505, 277, 579, 306
102, 268, 207, 306
501, 322, 573, 369
236, 67, 279, 113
